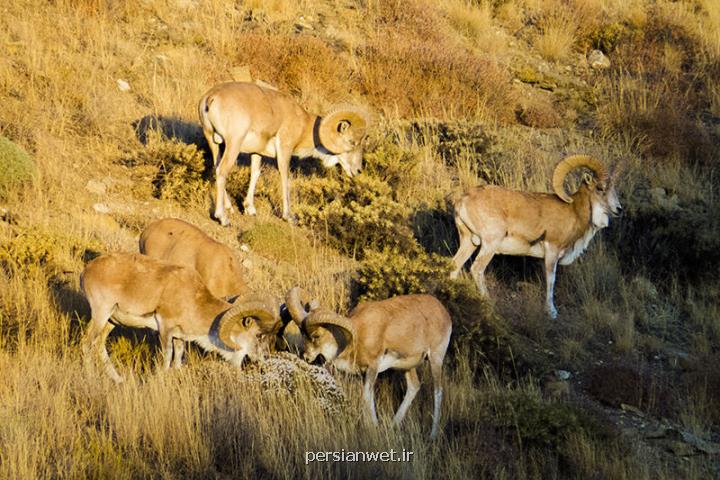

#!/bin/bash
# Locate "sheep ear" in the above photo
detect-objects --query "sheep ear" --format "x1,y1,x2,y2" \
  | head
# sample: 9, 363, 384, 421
242, 316, 253, 328
582, 172, 594, 185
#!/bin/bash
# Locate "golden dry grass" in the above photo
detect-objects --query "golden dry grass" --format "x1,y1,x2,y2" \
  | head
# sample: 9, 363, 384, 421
0, 0, 719, 478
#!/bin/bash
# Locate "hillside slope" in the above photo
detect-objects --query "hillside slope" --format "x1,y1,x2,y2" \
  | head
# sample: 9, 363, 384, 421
0, 0, 719, 478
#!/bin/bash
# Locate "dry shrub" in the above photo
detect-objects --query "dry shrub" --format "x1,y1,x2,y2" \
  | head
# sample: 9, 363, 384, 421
516, 95, 563, 128
120, 137, 208, 202
233, 32, 351, 108
360, 35, 514, 121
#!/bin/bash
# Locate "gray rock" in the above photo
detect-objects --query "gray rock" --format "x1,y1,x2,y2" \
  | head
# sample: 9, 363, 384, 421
588, 50, 611, 70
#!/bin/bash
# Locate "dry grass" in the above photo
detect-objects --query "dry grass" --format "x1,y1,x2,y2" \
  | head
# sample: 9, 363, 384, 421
534, 13, 577, 62
0, 0, 718, 478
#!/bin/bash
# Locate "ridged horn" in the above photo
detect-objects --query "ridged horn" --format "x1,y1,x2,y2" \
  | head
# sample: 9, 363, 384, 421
285, 287, 318, 325
217, 300, 275, 350
318, 104, 371, 154
552, 155, 607, 203
303, 308, 355, 347
230, 292, 280, 334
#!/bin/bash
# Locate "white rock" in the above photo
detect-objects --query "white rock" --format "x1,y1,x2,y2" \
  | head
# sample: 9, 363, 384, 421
240, 244, 250, 253
588, 50, 611, 70
85, 179, 107, 196
116, 79, 131, 92
556, 369, 572, 381
93, 203, 111, 214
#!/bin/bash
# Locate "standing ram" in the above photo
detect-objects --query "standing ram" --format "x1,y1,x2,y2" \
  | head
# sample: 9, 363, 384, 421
286, 288, 452, 439
198, 81, 370, 225
81, 253, 278, 382
450, 155, 622, 318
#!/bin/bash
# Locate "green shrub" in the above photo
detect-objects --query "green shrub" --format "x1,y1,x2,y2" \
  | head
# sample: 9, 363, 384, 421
485, 390, 607, 449
295, 174, 416, 258
0, 136, 36, 197
355, 247, 451, 300
362, 134, 421, 188
0, 227, 103, 274
586, 22, 627, 53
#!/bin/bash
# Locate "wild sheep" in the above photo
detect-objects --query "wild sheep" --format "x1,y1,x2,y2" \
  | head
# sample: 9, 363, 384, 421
81, 253, 278, 382
286, 288, 452, 439
198, 81, 370, 225
139, 217, 249, 300
450, 155, 622, 318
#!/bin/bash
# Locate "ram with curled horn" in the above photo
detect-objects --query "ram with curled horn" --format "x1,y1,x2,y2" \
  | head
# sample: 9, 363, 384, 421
81, 253, 279, 382
286, 287, 452, 439
198, 81, 371, 225
450, 154, 623, 318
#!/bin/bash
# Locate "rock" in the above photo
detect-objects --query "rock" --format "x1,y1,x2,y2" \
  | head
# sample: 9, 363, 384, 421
543, 379, 570, 400
588, 49, 611, 70
85, 179, 107, 196
116, 79, 131, 92
93, 203, 111, 214
294, 16, 314, 31
230, 65, 252, 82
681, 431, 720, 455
556, 369, 572, 380
239, 244, 250, 253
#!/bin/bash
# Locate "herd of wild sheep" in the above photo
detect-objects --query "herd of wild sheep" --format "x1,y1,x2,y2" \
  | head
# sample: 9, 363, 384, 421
81, 81, 622, 438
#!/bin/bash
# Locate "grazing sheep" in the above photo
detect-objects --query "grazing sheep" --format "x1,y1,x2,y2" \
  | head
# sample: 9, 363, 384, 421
198, 81, 370, 225
286, 288, 452, 438
81, 253, 277, 382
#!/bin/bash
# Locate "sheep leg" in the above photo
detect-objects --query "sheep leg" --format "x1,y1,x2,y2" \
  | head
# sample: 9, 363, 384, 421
451, 219, 477, 279
363, 367, 379, 425
172, 338, 185, 369
393, 368, 420, 425
543, 246, 561, 319
242, 153, 262, 216
214, 140, 243, 227
276, 143, 295, 222
83, 307, 123, 383
158, 325, 175, 371
429, 334, 450, 439
469, 241, 498, 297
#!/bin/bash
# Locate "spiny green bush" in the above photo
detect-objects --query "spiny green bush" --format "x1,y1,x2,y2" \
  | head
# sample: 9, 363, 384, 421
362, 134, 421, 188
0, 136, 36, 197
355, 247, 451, 300
295, 174, 416, 258
0, 227, 102, 274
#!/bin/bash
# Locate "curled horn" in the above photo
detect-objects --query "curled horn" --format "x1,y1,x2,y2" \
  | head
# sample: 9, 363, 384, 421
552, 155, 607, 203
217, 300, 275, 350
303, 308, 355, 348
230, 292, 280, 334
285, 287, 319, 325
318, 104, 371, 154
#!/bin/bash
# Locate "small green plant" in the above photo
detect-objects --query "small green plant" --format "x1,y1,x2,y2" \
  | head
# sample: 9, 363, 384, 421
0, 136, 36, 197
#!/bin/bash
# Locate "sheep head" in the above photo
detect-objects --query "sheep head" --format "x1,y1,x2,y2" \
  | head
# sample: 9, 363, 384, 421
301, 308, 355, 364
